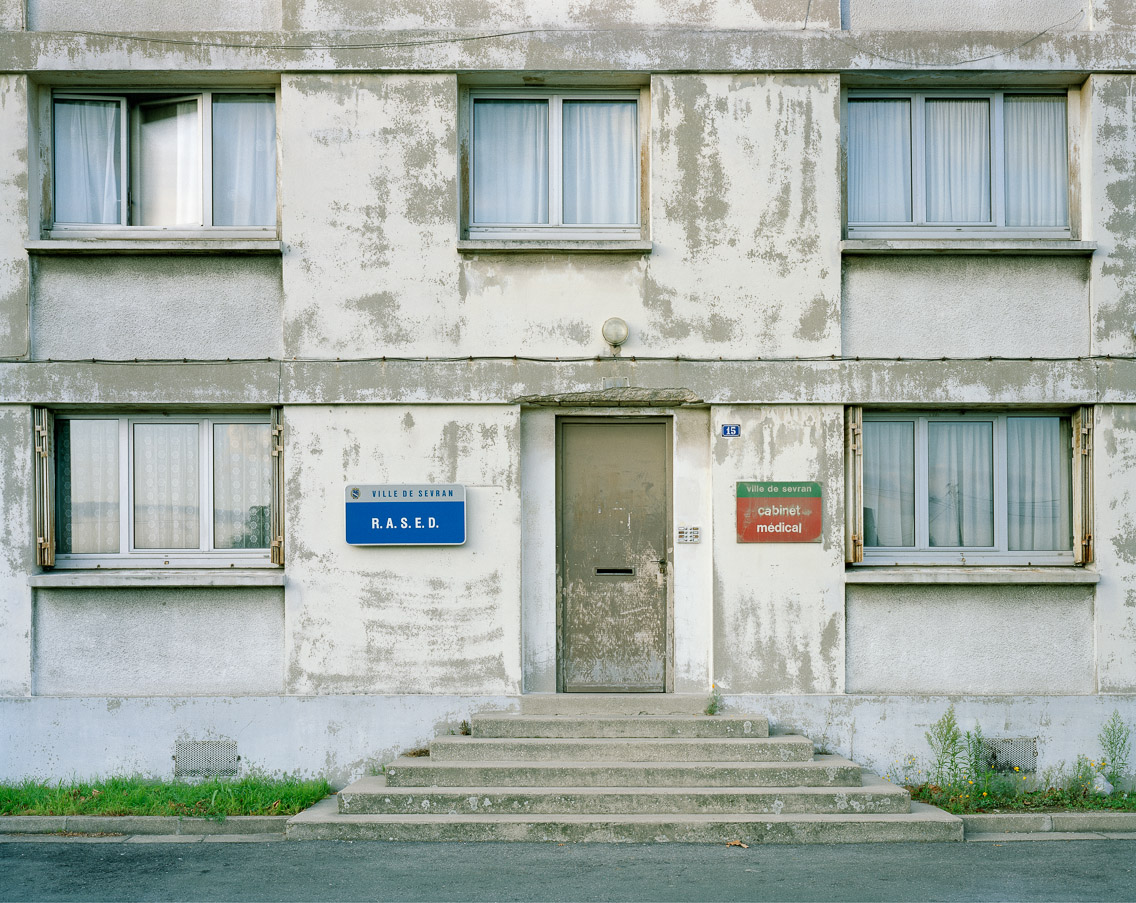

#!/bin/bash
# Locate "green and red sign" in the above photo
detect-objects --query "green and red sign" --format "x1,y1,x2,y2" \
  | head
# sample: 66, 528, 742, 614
736, 481, 823, 543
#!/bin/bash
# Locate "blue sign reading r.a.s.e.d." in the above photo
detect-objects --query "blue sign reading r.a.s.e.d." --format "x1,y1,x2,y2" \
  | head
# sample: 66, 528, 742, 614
345, 484, 466, 546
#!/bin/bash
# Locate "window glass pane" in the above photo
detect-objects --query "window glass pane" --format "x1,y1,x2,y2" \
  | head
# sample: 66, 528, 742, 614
925, 99, 991, 223
847, 99, 912, 223
213, 423, 271, 549
136, 99, 202, 226
55, 420, 119, 554
562, 100, 637, 225
54, 100, 121, 224
928, 421, 994, 547
212, 95, 276, 227
472, 100, 548, 224
1008, 417, 1073, 551
1005, 96, 1068, 227
863, 421, 916, 547
134, 423, 200, 549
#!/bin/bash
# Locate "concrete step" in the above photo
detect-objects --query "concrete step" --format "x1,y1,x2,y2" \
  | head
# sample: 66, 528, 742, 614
429, 735, 813, 763
288, 798, 962, 844
520, 694, 708, 716
338, 774, 910, 816
384, 754, 865, 788
472, 714, 770, 739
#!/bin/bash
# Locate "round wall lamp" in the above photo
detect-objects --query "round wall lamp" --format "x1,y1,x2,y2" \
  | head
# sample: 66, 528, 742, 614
601, 317, 629, 350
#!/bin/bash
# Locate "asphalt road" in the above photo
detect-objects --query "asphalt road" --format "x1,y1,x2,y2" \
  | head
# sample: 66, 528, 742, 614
2, 839, 1135, 902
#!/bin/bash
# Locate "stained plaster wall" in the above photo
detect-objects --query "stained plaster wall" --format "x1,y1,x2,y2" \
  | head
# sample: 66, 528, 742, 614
0, 406, 33, 697
283, 405, 521, 695
845, 0, 1092, 31
711, 405, 845, 695
31, 256, 284, 361
841, 257, 1091, 359
32, 588, 285, 696
846, 585, 1096, 695
0, 76, 28, 361
26, 0, 283, 31
519, 406, 713, 694
1095, 404, 1136, 692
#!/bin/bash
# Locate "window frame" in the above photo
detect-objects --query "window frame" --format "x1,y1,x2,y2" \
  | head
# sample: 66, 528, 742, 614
462, 87, 646, 241
854, 410, 1079, 566
44, 411, 282, 569
49, 87, 280, 237
844, 88, 1074, 240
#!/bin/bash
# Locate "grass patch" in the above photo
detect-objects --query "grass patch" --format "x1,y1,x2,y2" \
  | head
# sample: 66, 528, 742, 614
0, 776, 332, 818
908, 783, 1136, 814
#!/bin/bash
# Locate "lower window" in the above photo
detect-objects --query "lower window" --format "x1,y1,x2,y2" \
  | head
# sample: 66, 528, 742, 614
846, 409, 1092, 565
35, 411, 283, 567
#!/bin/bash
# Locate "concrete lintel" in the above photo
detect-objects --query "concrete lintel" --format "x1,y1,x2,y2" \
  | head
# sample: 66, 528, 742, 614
845, 567, 1101, 585
29, 569, 285, 588
842, 240, 1098, 256
513, 387, 703, 407
26, 240, 283, 256
457, 240, 652, 255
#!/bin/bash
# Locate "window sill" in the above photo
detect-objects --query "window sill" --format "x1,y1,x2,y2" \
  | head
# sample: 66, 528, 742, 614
841, 239, 1097, 256
29, 569, 285, 589
26, 239, 283, 256
846, 566, 1099, 585
457, 239, 652, 255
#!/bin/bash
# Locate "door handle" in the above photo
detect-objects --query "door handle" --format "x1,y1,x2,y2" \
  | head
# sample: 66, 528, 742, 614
657, 559, 667, 575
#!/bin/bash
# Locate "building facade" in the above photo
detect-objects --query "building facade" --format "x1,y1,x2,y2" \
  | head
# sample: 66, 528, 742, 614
2, 0, 1135, 785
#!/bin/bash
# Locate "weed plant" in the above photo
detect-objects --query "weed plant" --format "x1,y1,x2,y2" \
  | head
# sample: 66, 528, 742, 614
0, 775, 332, 818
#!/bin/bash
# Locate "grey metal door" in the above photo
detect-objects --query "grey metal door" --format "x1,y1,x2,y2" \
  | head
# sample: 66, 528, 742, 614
557, 418, 671, 692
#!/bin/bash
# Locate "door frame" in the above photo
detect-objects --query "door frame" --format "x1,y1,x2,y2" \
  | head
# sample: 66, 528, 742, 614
554, 414, 675, 693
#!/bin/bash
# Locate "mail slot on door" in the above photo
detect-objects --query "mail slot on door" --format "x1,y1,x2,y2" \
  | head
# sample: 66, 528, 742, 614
594, 567, 635, 576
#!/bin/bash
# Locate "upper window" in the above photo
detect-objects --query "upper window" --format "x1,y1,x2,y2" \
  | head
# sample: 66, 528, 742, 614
52, 91, 277, 230
466, 89, 641, 239
35, 411, 283, 568
846, 91, 1070, 237
856, 412, 1079, 565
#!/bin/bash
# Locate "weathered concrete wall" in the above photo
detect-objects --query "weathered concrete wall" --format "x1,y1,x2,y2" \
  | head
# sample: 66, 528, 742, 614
0, 0, 23, 31
0, 694, 515, 786
27, 0, 282, 31
0, 406, 33, 697
846, 0, 1091, 31
0, 76, 28, 360
282, 0, 839, 31
284, 405, 521, 695
1088, 75, 1136, 357
712, 405, 844, 694
1093, 0, 1136, 29
1095, 404, 1136, 692
842, 257, 1091, 359
32, 257, 283, 361
32, 588, 285, 696
846, 585, 1095, 695
646, 74, 841, 359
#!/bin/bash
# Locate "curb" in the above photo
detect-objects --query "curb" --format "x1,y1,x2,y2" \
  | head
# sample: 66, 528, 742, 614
0, 815, 290, 836
963, 812, 1136, 838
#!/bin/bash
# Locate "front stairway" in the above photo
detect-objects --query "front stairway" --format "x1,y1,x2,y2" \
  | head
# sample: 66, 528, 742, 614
288, 695, 962, 843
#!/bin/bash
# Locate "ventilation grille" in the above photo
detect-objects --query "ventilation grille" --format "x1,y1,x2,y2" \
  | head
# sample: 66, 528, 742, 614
173, 740, 240, 779
979, 737, 1038, 773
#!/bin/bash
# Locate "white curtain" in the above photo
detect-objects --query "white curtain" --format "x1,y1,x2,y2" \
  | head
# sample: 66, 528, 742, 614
213, 423, 271, 549
56, 420, 119, 554
925, 99, 991, 223
53, 99, 121, 224
562, 100, 637, 225
212, 95, 277, 227
1005, 96, 1068, 227
472, 100, 548, 224
928, 421, 994, 547
136, 99, 202, 226
134, 423, 200, 549
1008, 417, 1073, 550
863, 421, 916, 547
847, 99, 912, 223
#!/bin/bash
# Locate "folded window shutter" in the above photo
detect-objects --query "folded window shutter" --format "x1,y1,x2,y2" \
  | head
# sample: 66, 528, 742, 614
33, 408, 55, 568
270, 408, 284, 565
1072, 405, 1093, 565
845, 405, 864, 564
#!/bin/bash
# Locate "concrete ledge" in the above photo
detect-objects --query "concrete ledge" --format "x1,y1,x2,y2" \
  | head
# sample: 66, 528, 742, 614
841, 239, 1096, 256
962, 812, 1136, 836
846, 567, 1099, 585
26, 240, 283, 255
0, 815, 289, 835
457, 239, 652, 254
29, 569, 285, 588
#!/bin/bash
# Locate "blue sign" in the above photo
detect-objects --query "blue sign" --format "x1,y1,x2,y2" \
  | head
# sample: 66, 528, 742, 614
722, 424, 741, 437
345, 484, 466, 546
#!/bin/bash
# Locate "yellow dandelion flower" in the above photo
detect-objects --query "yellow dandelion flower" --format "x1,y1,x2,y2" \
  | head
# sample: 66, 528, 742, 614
968, 780, 974, 785
982, 792, 988, 797
1013, 766, 1020, 772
